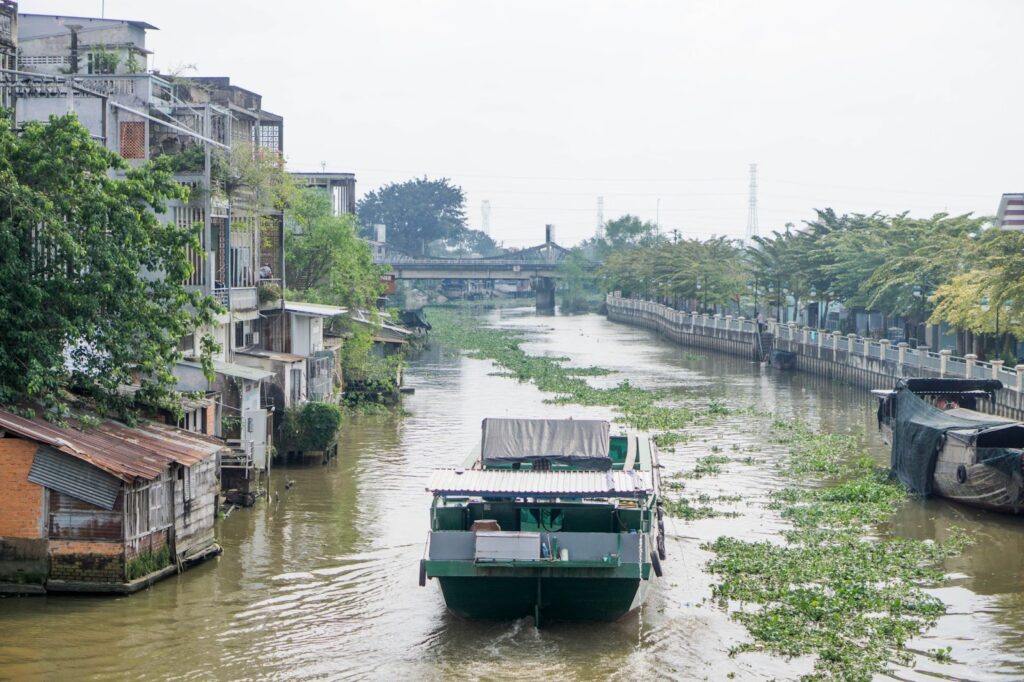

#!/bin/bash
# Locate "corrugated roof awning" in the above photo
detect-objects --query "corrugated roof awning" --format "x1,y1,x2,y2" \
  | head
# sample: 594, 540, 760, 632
284, 301, 348, 317
28, 446, 121, 510
179, 359, 274, 382
0, 409, 227, 483
426, 469, 654, 498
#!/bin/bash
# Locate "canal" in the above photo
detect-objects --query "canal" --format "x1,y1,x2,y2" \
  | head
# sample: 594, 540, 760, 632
1, 307, 1023, 680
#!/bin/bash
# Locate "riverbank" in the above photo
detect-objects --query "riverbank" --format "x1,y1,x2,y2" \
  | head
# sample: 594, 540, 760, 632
606, 295, 1024, 420
426, 306, 971, 680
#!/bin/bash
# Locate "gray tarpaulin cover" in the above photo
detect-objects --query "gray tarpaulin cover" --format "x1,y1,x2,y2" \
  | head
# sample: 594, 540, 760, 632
891, 386, 1016, 495
481, 418, 611, 470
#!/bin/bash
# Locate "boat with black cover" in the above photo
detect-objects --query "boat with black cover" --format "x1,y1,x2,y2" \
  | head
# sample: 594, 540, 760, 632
874, 378, 1024, 513
419, 418, 664, 625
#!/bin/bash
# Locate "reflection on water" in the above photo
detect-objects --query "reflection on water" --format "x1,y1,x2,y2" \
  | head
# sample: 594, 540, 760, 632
1, 308, 1023, 680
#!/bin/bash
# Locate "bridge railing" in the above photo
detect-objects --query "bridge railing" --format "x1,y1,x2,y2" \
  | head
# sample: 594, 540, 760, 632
606, 294, 1024, 393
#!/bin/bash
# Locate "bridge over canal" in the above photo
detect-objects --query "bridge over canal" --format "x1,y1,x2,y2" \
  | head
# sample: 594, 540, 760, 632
373, 240, 586, 310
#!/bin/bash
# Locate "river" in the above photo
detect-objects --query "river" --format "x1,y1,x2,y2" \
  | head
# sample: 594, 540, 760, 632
1, 307, 1023, 680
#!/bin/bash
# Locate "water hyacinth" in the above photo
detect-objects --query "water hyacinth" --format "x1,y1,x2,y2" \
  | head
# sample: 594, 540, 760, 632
706, 417, 970, 681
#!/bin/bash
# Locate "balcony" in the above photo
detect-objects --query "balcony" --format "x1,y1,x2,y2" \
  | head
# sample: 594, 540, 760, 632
211, 287, 257, 311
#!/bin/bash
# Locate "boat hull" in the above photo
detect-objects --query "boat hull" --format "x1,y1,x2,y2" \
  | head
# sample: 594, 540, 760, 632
883, 423, 1024, 513
437, 575, 648, 622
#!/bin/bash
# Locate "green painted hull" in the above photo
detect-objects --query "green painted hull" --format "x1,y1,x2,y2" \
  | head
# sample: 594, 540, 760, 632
437, 575, 648, 622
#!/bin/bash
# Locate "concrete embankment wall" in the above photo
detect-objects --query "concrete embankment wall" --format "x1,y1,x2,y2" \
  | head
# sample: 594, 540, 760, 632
605, 296, 1024, 421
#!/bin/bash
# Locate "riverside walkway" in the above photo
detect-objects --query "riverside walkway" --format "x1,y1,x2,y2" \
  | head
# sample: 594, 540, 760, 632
606, 294, 1024, 420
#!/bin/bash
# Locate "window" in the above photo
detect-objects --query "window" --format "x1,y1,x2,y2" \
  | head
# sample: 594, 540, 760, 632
87, 50, 118, 75
179, 333, 195, 355
290, 368, 302, 403
119, 121, 145, 159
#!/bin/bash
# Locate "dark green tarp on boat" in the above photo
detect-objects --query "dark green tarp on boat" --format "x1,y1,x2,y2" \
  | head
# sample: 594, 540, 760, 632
891, 385, 1017, 495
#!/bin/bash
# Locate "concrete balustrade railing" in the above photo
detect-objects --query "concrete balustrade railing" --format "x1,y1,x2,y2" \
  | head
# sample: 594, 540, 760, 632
605, 294, 1024, 398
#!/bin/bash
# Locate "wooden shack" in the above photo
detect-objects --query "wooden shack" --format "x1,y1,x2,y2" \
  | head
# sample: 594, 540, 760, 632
0, 409, 224, 594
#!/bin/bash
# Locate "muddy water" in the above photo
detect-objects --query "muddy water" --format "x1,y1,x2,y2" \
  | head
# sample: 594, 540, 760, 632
1, 308, 1023, 680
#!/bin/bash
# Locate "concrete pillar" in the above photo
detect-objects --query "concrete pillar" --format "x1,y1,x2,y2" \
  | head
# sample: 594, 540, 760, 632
713, 314, 721, 330
1015, 364, 1024, 392
802, 327, 809, 345
817, 329, 824, 357
864, 336, 871, 358
940, 349, 951, 377
992, 359, 1004, 380
787, 322, 796, 341
897, 342, 908, 365
965, 353, 977, 379
725, 315, 733, 332
691, 311, 698, 332
702, 313, 710, 328
738, 316, 746, 334
879, 339, 891, 361
847, 333, 856, 355
535, 277, 556, 312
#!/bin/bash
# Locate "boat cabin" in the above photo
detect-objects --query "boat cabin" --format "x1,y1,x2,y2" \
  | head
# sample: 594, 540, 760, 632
426, 419, 660, 569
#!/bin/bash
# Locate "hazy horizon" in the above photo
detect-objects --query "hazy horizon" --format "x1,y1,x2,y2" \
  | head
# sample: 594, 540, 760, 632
17, 0, 1022, 247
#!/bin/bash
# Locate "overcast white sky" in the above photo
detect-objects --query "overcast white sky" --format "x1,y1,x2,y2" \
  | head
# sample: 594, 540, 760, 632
18, 0, 1023, 247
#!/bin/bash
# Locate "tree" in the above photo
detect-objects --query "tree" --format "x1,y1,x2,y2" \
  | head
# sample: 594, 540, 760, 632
0, 113, 219, 416
357, 177, 467, 255
602, 214, 665, 252
286, 188, 386, 309
432, 226, 502, 257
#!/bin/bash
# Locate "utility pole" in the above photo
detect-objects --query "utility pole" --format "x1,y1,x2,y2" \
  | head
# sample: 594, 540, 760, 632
746, 163, 759, 242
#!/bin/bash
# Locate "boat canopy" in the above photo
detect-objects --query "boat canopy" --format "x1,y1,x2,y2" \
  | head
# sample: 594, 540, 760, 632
427, 468, 653, 498
890, 385, 1019, 495
900, 378, 1002, 397
480, 418, 611, 470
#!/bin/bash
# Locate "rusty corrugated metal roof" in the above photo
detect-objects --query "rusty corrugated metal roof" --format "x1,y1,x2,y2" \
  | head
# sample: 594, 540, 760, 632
426, 469, 653, 498
0, 409, 226, 483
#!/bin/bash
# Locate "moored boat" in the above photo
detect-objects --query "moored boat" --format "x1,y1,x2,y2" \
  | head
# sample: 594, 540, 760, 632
419, 418, 664, 625
873, 378, 1024, 513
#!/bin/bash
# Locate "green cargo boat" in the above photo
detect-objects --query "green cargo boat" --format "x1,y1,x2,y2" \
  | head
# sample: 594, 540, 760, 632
419, 418, 665, 625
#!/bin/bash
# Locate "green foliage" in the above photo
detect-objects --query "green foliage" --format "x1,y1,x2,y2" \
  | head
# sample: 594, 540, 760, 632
257, 282, 282, 305
705, 416, 971, 680
286, 188, 385, 308
601, 214, 666, 253
280, 401, 342, 451
557, 249, 600, 312
0, 113, 219, 415
356, 176, 467, 255
126, 545, 171, 581
600, 236, 746, 313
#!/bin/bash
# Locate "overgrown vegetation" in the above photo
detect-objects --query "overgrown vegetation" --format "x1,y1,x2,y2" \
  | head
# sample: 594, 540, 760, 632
279, 401, 343, 452
126, 545, 172, 581
426, 307, 726, 435
705, 417, 970, 680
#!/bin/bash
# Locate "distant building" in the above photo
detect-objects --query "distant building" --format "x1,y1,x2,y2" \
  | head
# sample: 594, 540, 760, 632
290, 172, 357, 216
0, 409, 224, 594
995, 193, 1024, 230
